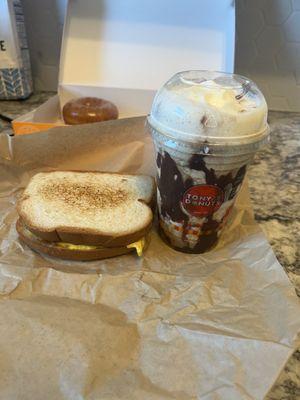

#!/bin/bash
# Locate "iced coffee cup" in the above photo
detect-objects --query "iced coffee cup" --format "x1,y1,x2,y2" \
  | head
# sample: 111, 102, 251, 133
147, 70, 269, 253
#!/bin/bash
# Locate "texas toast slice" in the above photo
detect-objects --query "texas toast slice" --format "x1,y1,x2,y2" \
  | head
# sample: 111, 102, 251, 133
17, 171, 155, 248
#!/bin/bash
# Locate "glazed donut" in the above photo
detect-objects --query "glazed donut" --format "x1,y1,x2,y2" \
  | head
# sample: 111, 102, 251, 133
62, 97, 119, 125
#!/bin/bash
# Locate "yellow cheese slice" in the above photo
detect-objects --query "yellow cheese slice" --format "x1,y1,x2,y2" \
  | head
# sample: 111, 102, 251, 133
126, 238, 146, 257
57, 238, 146, 255
56, 243, 101, 250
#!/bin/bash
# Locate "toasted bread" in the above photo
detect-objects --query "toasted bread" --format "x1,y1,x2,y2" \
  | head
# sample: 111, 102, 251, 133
17, 171, 155, 247
16, 219, 133, 261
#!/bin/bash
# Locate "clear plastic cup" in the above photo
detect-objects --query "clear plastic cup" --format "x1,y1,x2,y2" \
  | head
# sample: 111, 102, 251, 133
147, 70, 269, 253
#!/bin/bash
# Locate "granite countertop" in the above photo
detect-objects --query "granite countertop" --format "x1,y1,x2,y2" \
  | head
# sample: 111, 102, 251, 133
0, 93, 299, 399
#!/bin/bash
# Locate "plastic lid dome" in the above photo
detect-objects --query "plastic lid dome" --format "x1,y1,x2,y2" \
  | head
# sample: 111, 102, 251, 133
148, 70, 269, 144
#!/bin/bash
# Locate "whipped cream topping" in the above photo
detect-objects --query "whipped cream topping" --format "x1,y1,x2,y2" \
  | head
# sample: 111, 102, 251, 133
149, 71, 268, 143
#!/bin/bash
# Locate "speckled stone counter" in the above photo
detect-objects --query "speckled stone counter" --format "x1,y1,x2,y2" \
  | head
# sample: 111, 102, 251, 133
0, 94, 299, 399
249, 112, 300, 400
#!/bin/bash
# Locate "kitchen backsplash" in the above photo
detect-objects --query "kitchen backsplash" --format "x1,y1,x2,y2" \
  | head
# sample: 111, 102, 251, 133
235, 0, 300, 112
22, 0, 300, 111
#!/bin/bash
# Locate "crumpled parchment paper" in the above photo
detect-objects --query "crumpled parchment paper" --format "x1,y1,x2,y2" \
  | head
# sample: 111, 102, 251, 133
0, 117, 299, 400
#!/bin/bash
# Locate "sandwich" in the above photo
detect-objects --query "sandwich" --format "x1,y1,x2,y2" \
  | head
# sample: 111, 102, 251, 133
16, 171, 155, 261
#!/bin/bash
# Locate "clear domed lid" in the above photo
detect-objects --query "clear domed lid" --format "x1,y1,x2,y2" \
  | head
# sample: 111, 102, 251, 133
148, 70, 269, 144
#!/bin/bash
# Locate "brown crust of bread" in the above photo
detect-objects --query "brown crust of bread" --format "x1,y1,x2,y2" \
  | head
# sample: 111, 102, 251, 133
24, 220, 152, 247
17, 171, 156, 247
16, 219, 133, 261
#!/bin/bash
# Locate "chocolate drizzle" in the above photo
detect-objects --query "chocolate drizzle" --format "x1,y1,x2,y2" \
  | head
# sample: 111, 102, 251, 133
189, 154, 243, 191
200, 115, 208, 126
229, 165, 246, 200
235, 82, 251, 100
156, 151, 188, 222
156, 152, 162, 168
156, 151, 247, 253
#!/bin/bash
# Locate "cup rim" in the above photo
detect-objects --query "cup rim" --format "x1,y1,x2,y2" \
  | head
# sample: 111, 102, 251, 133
147, 116, 270, 150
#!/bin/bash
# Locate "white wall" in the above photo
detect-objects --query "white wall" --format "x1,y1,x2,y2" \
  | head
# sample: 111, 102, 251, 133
22, 0, 300, 111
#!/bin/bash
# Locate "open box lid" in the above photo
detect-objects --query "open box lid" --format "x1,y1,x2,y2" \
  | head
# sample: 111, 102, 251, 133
58, 0, 235, 111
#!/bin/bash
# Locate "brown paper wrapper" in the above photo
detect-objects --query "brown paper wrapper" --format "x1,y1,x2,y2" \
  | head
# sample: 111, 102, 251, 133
0, 117, 299, 399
